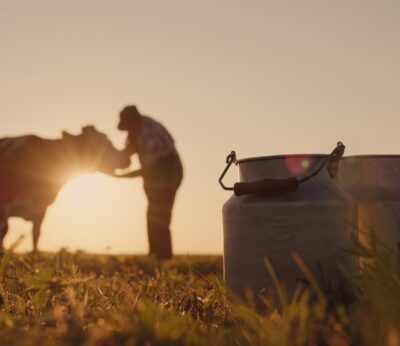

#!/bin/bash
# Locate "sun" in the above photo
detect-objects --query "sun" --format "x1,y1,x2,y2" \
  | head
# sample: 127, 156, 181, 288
58, 173, 113, 212
32, 172, 148, 254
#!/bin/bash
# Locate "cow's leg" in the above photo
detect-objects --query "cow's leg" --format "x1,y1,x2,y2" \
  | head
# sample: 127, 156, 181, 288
32, 211, 45, 252
0, 215, 9, 252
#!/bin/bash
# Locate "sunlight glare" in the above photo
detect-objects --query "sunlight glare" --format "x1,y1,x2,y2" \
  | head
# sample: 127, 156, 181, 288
61, 173, 110, 210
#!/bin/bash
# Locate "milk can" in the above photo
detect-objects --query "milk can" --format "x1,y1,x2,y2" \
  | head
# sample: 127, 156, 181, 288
219, 143, 357, 302
339, 156, 400, 252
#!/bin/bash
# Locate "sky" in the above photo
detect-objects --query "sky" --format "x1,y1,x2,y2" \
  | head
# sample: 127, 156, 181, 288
0, 0, 399, 254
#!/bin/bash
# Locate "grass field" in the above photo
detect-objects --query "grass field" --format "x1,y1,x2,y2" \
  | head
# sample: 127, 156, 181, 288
0, 237, 399, 345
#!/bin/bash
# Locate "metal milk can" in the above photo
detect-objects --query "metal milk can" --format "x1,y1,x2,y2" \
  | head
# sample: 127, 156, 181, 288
339, 156, 400, 252
219, 143, 357, 302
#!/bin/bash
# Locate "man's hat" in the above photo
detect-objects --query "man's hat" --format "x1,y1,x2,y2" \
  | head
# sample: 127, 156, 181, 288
118, 105, 141, 130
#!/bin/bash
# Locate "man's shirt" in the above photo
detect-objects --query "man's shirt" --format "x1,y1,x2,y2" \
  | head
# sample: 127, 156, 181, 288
128, 116, 177, 169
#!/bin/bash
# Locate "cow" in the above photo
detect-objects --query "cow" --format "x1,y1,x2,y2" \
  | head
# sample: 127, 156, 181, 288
0, 125, 131, 252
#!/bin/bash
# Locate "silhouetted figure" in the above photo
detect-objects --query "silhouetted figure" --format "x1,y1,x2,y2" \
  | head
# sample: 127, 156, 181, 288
0, 126, 131, 251
115, 105, 183, 260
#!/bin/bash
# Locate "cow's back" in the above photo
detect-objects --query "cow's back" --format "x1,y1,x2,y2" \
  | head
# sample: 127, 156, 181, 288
0, 135, 62, 204
0, 136, 34, 159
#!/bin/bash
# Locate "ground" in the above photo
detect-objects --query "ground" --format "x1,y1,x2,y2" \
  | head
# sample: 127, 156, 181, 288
0, 237, 399, 345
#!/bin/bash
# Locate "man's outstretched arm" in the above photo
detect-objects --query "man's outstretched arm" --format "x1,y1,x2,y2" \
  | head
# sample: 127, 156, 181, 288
112, 169, 143, 178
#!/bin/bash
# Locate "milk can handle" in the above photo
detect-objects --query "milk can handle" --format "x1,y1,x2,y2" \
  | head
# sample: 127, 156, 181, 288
219, 151, 236, 191
297, 141, 345, 184
218, 142, 345, 196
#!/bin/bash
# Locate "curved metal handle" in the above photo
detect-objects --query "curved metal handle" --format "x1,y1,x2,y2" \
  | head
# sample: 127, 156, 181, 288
219, 151, 237, 191
327, 141, 345, 178
298, 141, 345, 184
219, 142, 345, 195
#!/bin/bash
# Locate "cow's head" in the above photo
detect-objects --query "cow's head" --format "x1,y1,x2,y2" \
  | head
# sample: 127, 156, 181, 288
62, 126, 131, 175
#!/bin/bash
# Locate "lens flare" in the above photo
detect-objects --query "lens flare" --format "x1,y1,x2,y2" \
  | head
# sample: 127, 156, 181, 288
301, 159, 310, 169
285, 156, 313, 175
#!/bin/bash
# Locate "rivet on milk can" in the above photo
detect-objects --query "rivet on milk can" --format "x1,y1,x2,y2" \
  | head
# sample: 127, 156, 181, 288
339, 156, 400, 259
219, 142, 358, 304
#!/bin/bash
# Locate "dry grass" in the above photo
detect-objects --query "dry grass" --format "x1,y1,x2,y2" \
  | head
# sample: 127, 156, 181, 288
0, 235, 399, 345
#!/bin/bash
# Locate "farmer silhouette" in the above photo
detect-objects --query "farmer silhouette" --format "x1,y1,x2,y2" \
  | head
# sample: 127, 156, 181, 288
114, 105, 183, 260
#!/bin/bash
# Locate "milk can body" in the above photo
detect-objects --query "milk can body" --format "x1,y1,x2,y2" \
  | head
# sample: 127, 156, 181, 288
222, 154, 357, 301
339, 156, 400, 250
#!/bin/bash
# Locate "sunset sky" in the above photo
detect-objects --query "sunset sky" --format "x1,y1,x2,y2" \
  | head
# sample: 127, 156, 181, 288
1, 1, 399, 253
